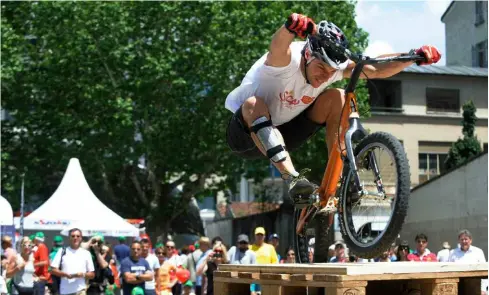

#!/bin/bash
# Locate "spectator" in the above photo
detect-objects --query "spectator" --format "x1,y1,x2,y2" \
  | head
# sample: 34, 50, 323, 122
182, 280, 196, 295
193, 237, 211, 295
140, 239, 160, 295
179, 246, 190, 269
330, 243, 347, 263
48, 236, 64, 295
448, 230, 485, 262
437, 241, 451, 262
448, 230, 487, 295
186, 242, 201, 290
268, 234, 281, 262
156, 246, 176, 295
51, 228, 95, 295
407, 234, 437, 262
33, 232, 50, 295
196, 243, 228, 295
285, 247, 296, 264
165, 241, 182, 295
114, 237, 130, 270
396, 240, 411, 262
9, 237, 35, 295
84, 234, 114, 295
376, 251, 391, 262
227, 234, 256, 265
389, 243, 397, 262
250, 227, 278, 295
120, 241, 153, 295
211, 237, 223, 247
1, 236, 17, 280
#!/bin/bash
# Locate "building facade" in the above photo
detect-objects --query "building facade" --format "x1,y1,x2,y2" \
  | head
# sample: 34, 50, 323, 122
364, 65, 488, 187
442, 0, 488, 67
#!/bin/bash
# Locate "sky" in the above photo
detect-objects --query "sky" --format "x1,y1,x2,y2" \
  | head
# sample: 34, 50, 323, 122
355, 0, 452, 65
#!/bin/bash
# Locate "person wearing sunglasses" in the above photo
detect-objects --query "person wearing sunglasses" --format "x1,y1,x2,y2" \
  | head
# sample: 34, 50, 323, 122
51, 228, 95, 295
155, 246, 176, 295
120, 241, 153, 295
406, 233, 437, 262
395, 240, 411, 262
227, 234, 256, 265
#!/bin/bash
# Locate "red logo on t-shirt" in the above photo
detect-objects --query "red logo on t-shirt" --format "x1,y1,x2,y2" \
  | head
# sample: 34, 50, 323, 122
301, 95, 314, 104
279, 90, 299, 108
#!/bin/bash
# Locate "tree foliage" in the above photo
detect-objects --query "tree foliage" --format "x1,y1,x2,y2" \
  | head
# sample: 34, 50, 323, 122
444, 100, 482, 170
1, 1, 368, 237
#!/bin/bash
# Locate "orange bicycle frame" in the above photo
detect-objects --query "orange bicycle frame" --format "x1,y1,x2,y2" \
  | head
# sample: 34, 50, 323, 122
296, 91, 360, 233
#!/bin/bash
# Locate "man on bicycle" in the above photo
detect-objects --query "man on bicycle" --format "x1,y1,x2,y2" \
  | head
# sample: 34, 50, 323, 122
225, 13, 440, 209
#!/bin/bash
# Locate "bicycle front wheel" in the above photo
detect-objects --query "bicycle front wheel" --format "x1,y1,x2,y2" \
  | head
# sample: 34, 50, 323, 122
338, 131, 410, 258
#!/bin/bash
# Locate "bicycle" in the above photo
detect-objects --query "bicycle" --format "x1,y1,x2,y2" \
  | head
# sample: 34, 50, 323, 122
293, 38, 425, 262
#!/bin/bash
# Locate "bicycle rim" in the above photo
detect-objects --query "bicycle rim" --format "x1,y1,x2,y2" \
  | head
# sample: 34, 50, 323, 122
342, 142, 398, 248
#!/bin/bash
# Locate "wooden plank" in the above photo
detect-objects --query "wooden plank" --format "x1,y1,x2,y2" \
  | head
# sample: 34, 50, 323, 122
238, 272, 259, 279
419, 278, 458, 295
261, 284, 283, 295
215, 276, 367, 288
260, 273, 290, 281
218, 262, 488, 276
289, 274, 313, 281
323, 270, 487, 282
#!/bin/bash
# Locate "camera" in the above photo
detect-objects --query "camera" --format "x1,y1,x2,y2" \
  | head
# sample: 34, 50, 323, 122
213, 252, 222, 258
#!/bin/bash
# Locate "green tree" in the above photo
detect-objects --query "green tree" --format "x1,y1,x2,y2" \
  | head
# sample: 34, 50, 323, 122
1, 1, 368, 238
444, 100, 482, 170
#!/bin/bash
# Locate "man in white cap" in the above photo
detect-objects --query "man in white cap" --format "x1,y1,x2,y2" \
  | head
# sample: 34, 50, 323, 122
437, 241, 451, 262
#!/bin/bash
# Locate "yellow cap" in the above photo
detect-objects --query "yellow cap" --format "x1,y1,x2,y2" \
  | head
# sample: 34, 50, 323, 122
254, 227, 266, 235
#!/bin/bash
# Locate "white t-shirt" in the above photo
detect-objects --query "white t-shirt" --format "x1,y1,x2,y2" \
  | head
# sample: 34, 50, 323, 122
144, 254, 160, 290
225, 41, 344, 126
437, 248, 451, 262
50, 247, 95, 295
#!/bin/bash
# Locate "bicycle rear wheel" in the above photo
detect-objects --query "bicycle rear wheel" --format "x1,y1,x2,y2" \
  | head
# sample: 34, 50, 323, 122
338, 131, 410, 258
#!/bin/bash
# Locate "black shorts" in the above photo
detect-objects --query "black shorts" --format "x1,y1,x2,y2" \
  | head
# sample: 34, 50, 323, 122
226, 102, 324, 159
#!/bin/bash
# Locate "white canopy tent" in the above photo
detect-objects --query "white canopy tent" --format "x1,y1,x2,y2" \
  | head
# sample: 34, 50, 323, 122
0, 195, 13, 226
21, 158, 139, 237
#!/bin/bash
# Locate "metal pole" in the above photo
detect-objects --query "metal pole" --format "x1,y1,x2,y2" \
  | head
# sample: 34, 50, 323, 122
20, 174, 25, 237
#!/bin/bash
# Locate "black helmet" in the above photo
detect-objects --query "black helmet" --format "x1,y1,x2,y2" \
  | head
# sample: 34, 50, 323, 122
304, 20, 349, 70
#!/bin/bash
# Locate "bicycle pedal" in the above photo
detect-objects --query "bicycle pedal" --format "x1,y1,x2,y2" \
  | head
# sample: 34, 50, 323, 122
292, 194, 314, 209
319, 197, 338, 214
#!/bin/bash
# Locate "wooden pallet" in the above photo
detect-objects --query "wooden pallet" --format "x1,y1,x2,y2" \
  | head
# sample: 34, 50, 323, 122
214, 262, 488, 295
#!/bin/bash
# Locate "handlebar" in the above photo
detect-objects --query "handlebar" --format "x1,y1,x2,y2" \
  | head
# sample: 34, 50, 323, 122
320, 35, 425, 65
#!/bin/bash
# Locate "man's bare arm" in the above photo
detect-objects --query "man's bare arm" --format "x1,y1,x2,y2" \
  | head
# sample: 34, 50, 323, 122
266, 13, 316, 68
265, 26, 296, 67
343, 53, 413, 80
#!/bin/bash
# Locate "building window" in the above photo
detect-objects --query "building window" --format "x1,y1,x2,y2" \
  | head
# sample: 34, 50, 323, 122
418, 153, 448, 184
475, 1, 485, 26
473, 40, 488, 68
426, 88, 460, 113
368, 80, 403, 113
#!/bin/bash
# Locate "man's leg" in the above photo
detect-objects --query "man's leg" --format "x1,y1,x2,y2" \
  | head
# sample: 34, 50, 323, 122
240, 96, 300, 178
305, 88, 346, 152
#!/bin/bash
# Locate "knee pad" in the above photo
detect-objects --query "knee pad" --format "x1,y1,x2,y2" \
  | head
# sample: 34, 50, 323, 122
250, 116, 287, 163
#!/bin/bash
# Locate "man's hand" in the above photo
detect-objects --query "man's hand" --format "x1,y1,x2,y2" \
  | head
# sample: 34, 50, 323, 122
285, 13, 316, 39
415, 45, 441, 66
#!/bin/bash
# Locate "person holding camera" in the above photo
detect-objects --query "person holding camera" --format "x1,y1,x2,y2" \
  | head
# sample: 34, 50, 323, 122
196, 242, 228, 295
82, 235, 114, 295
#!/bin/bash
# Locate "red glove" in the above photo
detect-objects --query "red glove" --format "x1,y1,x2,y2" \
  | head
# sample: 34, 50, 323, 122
415, 45, 441, 66
285, 13, 316, 39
